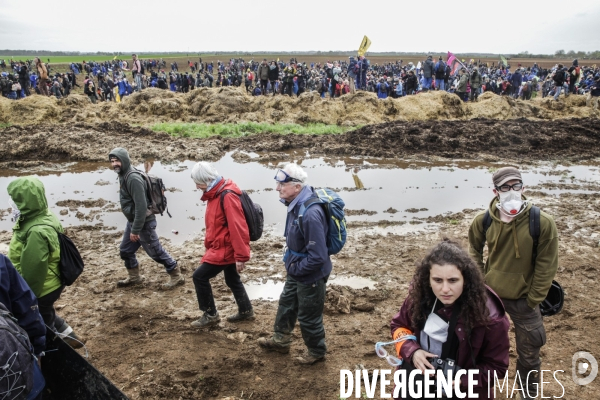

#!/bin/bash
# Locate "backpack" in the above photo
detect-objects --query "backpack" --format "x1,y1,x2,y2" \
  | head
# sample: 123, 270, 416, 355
297, 188, 347, 255
379, 82, 387, 94
219, 190, 264, 241
553, 71, 563, 83
139, 62, 145, 75
124, 169, 172, 218
0, 302, 39, 399
26, 225, 85, 286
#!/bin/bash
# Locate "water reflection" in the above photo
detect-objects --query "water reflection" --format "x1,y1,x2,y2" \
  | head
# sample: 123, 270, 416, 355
1, 153, 599, 246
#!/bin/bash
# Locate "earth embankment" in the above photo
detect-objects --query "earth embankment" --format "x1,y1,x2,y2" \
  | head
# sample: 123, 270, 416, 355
0, 87, 597, 127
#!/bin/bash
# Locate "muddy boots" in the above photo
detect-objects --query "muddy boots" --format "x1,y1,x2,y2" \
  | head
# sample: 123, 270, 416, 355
57, 321, 84, 349
227, 309, 255, 323
191, 311, 220, 328
257, 335, 291, 354
117, 267, 145, 287
162, 266, 185, 290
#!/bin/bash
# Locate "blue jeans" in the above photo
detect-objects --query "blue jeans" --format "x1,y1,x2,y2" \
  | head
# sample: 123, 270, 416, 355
134, 73, 142, 92
422, 77, 432, 89
436, 79, 445, 91
554, 84, 569, 100
119, 220, 177, 272
27, 359, 45, 400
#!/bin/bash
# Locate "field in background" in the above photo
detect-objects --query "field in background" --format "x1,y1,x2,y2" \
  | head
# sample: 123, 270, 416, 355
3, 54, 599, 69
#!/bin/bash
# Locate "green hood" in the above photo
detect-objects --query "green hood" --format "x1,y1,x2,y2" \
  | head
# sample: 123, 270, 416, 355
7, 176, 49, 227
108, 147, 132, 174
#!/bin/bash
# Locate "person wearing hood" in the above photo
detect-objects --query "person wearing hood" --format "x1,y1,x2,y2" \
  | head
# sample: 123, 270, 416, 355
389, 240, 509, 399
7, 176, 84, 349
108, 148, 182, 289
258, 163, 331, 365
468, 167, 558, 399
188, 162, 254, 328
567, 59, 580, 95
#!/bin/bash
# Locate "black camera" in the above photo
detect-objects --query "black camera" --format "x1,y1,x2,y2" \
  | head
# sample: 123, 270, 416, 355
432, 357, 460, 376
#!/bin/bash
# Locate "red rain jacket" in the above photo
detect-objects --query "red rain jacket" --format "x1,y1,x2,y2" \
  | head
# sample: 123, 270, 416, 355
200, 179, 250, 265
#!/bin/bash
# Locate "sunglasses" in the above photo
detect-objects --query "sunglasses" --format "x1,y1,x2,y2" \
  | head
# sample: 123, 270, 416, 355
274, 169, 302, 184
495, 182, 523, 192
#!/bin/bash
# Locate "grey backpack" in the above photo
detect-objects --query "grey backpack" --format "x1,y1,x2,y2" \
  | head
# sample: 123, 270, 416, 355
0, 302, 35, 400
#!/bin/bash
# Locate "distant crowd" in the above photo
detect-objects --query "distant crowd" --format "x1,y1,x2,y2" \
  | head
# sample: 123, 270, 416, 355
1, 55, 599, 108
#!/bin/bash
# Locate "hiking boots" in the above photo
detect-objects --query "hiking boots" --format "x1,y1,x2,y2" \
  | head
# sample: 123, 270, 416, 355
257, 337, 290, 354
296, 353, 325, 365
117, 267, 145, 287
191, 311, 220, 328
57, 322, 84, 349
162, 266, 185, 290
226, 309, 255, 323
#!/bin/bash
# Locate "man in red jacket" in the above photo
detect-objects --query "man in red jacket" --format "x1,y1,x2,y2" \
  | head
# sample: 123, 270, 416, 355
189, 162, 254, 327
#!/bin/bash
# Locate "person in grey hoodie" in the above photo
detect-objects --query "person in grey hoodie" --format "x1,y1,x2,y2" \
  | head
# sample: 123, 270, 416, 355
108, 148, 182, 289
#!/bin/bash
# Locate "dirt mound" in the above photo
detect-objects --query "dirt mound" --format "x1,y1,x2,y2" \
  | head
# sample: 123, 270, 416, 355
1, 90, 598, 126
1, 118, 600, 164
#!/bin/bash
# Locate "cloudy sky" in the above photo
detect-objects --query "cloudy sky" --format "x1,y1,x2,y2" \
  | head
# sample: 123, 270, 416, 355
1, 0, 599, 55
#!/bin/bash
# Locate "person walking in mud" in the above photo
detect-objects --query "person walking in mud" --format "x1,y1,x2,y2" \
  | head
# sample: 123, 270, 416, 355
188, 162, 254, 327
258, 163, 330, 365
108, 148, 183, 289
468, 167, 558, 400
7, 176, 84, 349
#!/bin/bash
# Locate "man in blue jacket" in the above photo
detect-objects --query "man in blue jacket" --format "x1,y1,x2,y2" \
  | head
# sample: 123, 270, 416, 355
511, 69, 523, 98
258, 163, 331, 365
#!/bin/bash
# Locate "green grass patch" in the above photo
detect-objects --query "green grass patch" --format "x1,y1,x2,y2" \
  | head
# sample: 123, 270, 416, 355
0, 123, 11, 129
150, 122, 353, 139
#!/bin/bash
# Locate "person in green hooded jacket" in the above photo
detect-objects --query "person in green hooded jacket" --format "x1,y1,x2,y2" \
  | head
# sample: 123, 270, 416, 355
108, 147, 182, 289
7, 176, 84, 349
468, 167, 558, 400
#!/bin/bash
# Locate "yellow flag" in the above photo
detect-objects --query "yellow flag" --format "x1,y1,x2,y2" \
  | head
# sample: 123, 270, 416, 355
277, 57, 280, 62
357, 35, 372, 56
113, 55, 117, 60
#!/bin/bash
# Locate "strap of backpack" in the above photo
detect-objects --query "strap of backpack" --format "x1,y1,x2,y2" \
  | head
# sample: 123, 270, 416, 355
481, 209, 492, 250
219, 189, 237, 227
529, 206, 540, 266
123, 168, 151, 203
297, 197, 322, 237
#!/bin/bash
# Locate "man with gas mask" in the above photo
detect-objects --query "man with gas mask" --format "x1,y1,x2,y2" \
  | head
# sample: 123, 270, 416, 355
468, 167, 558, 400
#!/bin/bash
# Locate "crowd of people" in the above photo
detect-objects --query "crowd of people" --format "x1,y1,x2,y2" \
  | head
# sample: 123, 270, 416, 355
3, 147, 562, 399
2, 54, 599, 108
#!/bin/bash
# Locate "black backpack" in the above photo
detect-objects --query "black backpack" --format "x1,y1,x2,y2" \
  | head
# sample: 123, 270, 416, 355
219, 190, 264, 241
139, 62, 145, 75
124, 169, 172, 218
0, 302, 37, 399
27, 225, 85, 286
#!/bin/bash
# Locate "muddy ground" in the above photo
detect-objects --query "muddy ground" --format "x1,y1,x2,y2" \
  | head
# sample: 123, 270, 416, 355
1, 119, 600, 399
1, 88, 599, 128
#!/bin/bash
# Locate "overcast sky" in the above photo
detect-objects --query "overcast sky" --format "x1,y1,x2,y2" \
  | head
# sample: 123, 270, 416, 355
1, 0, 599, 55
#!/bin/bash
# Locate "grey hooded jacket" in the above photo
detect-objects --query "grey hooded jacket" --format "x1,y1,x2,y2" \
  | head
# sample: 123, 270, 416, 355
108, 147, 155, 234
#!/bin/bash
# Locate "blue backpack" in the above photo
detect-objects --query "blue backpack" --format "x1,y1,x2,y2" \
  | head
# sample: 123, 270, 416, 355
298, 188, 347, 255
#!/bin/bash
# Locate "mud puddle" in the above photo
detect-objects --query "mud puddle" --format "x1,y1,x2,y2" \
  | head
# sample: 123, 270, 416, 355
245, 275, 377, 301
2, 153, 599, 243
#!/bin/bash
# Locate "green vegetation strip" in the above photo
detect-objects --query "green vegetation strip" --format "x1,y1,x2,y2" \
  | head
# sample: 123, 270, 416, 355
150, 122, 353, 138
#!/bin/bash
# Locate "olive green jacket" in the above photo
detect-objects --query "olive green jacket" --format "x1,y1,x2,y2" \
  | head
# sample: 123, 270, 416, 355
468, 197, 559, 309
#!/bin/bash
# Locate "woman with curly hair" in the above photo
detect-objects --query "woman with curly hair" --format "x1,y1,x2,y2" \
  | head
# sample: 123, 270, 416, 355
389, 239, 509, 399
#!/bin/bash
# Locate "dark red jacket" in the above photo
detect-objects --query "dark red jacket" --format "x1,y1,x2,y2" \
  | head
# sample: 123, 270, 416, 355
200, 179, 250, 265
390, 286, 510, 399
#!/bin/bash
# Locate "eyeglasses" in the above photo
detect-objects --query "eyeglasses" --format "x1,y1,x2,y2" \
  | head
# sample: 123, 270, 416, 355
495, 182, 523, 192
274, 169, 302, 184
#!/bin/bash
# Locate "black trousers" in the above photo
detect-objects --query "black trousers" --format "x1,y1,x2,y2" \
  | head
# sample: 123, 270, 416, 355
37, 286, 65, 331
192, 262, 252, 315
